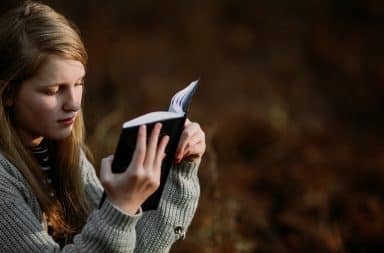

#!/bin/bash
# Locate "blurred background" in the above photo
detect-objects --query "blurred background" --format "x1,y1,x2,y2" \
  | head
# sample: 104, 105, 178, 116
2, 0, 384, 252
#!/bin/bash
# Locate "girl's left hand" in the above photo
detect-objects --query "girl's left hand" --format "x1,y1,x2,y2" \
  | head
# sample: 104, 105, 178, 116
175, 118, 206, 163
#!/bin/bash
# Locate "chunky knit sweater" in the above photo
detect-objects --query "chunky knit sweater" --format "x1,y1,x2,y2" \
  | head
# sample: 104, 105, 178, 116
0, 151, 200, 252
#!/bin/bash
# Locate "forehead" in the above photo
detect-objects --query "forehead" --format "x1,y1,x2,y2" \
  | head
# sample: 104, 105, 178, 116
32, 54, 85, 84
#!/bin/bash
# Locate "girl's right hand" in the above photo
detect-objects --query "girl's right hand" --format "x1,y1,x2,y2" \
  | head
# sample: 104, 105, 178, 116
99, 123, 169, 215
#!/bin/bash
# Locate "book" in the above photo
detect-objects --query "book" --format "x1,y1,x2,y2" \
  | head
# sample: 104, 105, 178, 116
99, 80, 199, 211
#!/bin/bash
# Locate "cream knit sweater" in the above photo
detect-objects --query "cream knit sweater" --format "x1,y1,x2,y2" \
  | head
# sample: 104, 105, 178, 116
0, 151, 200, 252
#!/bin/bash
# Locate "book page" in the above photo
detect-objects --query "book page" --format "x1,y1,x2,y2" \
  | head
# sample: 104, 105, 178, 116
123, 111, 184, 128
169, 80, 199, 113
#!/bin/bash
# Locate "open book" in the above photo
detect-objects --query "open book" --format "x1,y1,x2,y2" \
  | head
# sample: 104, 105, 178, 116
99, 80, 199, 211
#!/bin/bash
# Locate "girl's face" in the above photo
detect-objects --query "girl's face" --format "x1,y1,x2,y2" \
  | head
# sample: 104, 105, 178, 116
9, 54, 85, 147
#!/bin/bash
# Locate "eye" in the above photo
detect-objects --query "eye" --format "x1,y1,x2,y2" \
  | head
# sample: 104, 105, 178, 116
76, 79, 85, 87
43, 86, 60, 95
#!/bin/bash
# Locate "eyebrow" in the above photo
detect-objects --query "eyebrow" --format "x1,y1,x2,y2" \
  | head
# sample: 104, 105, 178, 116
77, 74, 86, 82
77, 75, 86, 83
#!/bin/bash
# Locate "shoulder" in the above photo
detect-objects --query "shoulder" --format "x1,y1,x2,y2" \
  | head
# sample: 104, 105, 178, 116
78, 148, 101, 188
0, 151, 24, 182
79, 148, 96, 176
0, 152, 31, 200
78, 148, 103, 206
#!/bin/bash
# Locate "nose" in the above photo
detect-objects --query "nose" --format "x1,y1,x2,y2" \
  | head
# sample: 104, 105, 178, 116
63, 86, 82, 112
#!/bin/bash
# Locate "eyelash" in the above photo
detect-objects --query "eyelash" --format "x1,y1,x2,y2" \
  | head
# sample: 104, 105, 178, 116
44, 81, 84, 96
44, 87, 60, 95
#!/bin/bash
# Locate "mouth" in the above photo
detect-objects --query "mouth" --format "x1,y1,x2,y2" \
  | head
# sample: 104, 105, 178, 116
57, 115, 76, 126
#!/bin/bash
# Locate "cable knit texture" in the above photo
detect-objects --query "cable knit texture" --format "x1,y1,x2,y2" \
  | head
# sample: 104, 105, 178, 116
0, 151, 200, 252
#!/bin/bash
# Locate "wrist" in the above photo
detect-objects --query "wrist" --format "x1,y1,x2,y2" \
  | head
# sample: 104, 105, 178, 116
98, 198, 141, 230
110, 201, 141, 216
108, 197, 141, 215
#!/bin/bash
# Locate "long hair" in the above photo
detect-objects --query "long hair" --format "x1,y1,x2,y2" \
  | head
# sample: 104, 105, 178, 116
0, 1, 91, 239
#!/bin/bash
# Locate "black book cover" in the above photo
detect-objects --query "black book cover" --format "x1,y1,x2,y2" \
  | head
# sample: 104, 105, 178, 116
111, 115, 187, 211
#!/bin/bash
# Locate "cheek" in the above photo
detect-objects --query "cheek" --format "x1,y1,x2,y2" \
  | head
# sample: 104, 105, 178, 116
20, 96, 59, 121
36, 100, 58, 114
76, 86, 84, 103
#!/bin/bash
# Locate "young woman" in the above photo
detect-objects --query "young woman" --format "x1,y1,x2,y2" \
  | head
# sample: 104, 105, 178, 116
0, 1, 205, 252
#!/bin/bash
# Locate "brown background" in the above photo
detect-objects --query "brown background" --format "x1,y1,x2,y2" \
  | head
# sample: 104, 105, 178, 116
2, 1, 384, 252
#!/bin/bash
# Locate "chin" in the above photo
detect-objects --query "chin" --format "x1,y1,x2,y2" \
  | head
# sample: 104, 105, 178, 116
49, 128, 73, 140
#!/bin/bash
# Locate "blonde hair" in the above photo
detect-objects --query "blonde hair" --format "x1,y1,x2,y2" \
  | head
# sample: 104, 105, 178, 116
0, 1, 91, 239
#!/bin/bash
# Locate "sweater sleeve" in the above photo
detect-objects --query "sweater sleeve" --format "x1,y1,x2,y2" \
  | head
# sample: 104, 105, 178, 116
134, 159, 201, 253
0, 157, 140, 253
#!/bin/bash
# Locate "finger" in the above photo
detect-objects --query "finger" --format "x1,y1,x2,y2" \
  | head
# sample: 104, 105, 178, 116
176, 125, 202, 160
182, 141, 206, 159
176, 137, 188, 161
184, 118, 191, 127
154, 135, 169, 171
144, 123, 162, 167
178, 134, 202, 160
176, 122, 199, 155
188, 131, 204, 147
99, 155, 114, 187
131, 125, 147, 166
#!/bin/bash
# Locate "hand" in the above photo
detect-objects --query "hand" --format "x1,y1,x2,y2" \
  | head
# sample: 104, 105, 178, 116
99, 123, 169, 215
175, 118, 206, 163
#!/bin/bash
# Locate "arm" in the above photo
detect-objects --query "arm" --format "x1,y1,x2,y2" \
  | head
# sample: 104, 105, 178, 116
134, 119, 204, 252
134, 159, 200, 252
0, 157, 140, 253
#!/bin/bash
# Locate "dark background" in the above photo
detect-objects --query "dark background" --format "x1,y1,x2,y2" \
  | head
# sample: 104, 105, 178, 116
2, 1, 384, 252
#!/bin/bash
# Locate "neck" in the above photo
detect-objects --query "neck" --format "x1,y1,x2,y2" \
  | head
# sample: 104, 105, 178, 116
19, 132, 44, 148
29, 137, 45, 148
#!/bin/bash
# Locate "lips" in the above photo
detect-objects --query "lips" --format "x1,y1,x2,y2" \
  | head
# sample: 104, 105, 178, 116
57, 115, 76, 126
